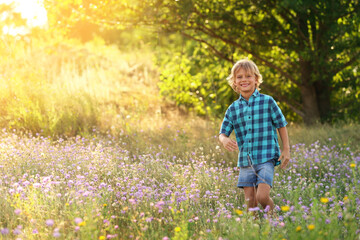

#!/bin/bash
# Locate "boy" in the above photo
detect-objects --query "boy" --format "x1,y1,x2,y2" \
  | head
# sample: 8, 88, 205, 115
219, 59, 290, 214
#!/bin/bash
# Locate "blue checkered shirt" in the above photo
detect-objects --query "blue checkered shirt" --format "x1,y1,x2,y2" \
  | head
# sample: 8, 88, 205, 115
220, 89, 287, 167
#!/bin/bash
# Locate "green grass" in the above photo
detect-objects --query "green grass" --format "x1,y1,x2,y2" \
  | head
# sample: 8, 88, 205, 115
287, 123, 360, 151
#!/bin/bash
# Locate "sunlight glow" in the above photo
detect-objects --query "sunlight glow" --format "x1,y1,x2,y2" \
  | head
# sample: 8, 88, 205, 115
0, 0, 47, 34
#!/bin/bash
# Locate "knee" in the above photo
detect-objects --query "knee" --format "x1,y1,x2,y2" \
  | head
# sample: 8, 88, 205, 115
256, 193, 269, 205
245, 195, 256, 204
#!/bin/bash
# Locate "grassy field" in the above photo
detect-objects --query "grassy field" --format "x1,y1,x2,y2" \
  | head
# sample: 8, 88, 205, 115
0, 127, 359, 239
0, 36, 359, 239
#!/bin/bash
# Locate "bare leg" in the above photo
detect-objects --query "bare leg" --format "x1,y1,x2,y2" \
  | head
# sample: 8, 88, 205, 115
256, 183, 274, 214
243, 186, 258, 210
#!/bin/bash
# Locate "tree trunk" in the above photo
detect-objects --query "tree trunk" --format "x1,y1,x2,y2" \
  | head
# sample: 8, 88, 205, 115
314, 80, 332, 122
299, 59, 321, 125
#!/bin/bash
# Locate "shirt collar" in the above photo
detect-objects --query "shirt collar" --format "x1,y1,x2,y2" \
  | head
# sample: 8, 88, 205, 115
239, 89, 259, 101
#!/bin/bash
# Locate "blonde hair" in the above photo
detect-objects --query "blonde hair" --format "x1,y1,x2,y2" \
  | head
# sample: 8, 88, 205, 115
226, 59, 263, 93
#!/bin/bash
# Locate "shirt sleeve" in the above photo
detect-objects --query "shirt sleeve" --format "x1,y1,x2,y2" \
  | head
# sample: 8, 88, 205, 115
219, 106, 234, 136
270, 97, 288, 129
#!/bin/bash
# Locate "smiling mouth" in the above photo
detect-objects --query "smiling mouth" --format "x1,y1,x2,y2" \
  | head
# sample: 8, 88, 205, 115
240, 84, 250, 87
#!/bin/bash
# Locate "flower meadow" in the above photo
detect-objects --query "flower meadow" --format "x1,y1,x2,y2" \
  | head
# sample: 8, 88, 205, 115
0, 129, 359, 240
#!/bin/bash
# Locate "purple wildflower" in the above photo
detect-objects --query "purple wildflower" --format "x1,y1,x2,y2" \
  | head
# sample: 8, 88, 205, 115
13, 228, 21, 235
46, 219, 55, 227
53, 229, 61, 238
1, 228, 9, 235
14, 209, 22, 215
249, 207, 260, 211
74, 218, 83, 225
107, 234, 118, 239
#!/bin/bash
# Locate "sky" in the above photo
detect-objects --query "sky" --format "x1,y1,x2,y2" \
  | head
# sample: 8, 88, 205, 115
0, 0, 47, 34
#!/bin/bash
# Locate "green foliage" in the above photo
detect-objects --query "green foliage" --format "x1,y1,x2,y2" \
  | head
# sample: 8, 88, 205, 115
155, 33, 303, 121
146, 0, 360, 123
156, 34, 237, 116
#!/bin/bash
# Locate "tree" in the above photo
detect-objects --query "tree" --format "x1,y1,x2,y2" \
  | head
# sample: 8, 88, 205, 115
43, 0, 360, 124
143, 0, 360, 124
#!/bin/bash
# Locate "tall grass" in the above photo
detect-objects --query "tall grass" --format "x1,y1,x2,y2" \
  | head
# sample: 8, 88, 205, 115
0, 33, 165, 137
287, 123, 360, 151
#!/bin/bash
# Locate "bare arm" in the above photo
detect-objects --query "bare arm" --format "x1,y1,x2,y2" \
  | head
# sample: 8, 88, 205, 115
277, 126, 290, 169
219, 134, 238, 152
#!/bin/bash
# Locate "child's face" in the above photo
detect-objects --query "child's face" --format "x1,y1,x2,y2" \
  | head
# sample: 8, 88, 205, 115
234, 68, 257, 94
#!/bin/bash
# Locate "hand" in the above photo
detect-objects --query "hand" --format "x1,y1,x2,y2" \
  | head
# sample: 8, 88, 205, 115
279, 149, 290, 169
219, 134, 238, 152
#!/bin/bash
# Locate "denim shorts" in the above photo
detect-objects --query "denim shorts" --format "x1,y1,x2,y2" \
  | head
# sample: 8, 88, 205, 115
237, 160, 275, 188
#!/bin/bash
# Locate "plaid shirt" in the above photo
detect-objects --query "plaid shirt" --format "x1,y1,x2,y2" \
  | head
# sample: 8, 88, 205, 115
220, 89, 287, 167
